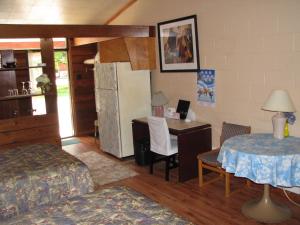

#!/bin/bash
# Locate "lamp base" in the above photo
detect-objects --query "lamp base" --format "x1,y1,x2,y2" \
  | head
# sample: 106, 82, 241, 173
272, 112, 286, 139
152, 106, 164, 117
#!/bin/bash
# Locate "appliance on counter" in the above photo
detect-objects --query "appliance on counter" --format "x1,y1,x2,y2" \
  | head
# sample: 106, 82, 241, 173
94, 62, 151, 158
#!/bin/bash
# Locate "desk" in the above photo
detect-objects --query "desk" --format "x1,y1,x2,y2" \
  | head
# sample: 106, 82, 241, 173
132, 117, 211, 182
218, 133, 300, 223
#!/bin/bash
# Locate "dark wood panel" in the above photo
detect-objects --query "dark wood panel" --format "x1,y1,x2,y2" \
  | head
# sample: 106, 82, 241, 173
72, 71, 94, 81
0, 25, 155, 38
75, 107, 97, 117
71, 56, 95, 64
0, 136, 61, 150
0, 114, 57, 132
74, 95, 95, 102
74, 87, 95, 96
0, 50, 17, 96
70, 45, 98, 55
0, 71, 16, 96
0, 101, 19, 119
73, 79, 95, 87
14, 50, 32, 116
178, 127, 212, 182
0, 50, 41, 118
0, 124, 59, 145
74, 119, 95, 130
71, 66, 94, 76
69, 41, 97, 136
0, 114, 60, 149
0, 50, 19, 119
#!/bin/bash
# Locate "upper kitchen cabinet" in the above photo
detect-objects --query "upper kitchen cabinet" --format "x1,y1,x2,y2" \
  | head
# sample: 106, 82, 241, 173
98, 37, 156, 70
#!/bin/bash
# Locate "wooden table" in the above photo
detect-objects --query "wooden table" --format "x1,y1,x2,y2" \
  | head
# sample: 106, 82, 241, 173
132, 117, 212, 182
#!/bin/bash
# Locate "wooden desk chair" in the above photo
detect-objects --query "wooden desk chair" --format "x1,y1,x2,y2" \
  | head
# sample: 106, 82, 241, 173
197, 122, 251, 197
148, 116, 178, 181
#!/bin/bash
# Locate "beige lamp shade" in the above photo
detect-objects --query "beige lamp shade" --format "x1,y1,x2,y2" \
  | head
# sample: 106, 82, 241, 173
151, 91, 168, 106
262, 90, 296, 112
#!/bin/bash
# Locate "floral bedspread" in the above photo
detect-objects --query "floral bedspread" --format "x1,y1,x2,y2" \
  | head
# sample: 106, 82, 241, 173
2, 186, 192, 225
0, 144, 94, 220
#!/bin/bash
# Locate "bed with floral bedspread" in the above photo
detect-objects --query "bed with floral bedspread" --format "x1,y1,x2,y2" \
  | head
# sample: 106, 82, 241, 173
1, 186, 192, 225
0, 144, 94, 220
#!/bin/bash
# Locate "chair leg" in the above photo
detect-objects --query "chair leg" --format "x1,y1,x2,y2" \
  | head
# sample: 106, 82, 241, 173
198, 160, 204, 187
165, 156, 170, 181
94, 125, 97, 142
149, 152, 154, 174
225, 172, 230, 197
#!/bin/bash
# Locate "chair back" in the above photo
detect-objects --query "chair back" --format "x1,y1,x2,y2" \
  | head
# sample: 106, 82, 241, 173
147, 116, 172, 155
220, 122, 251, 146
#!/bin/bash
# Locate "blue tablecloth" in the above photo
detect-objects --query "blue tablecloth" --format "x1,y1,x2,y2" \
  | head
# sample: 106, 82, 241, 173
217, 133, 300, 187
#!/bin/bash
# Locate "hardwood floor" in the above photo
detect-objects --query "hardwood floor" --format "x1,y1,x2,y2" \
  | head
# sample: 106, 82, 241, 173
64, 136, 300, 225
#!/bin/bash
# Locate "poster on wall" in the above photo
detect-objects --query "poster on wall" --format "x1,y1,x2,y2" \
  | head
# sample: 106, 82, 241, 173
197, 69, 216, 107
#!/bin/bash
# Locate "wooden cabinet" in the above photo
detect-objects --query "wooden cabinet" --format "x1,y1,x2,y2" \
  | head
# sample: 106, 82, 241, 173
0, 50, 46, 119
98, 37, 156, 70
0, 38, 60, 149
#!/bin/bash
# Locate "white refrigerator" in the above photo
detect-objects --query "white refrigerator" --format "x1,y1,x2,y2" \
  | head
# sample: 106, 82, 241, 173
94, 62, 151, 158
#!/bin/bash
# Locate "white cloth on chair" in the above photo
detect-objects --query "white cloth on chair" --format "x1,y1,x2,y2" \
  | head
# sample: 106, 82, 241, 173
147, 116, 178, 156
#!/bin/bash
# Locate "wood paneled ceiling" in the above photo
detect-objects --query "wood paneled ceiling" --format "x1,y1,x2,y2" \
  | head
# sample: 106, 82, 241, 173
0, 0, 134, 24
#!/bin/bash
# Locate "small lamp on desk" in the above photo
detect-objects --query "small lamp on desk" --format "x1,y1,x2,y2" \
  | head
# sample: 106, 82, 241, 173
262, 89, 296, 139
151, 91, 168, 117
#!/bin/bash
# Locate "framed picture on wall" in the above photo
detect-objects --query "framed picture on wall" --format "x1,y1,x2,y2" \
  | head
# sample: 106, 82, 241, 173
157, 15, 200, 72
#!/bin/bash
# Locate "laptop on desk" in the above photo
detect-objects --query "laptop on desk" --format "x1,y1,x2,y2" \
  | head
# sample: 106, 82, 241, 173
176, 99, 190, 120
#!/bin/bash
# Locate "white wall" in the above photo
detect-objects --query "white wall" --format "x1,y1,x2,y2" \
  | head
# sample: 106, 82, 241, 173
112, 0, 300, 146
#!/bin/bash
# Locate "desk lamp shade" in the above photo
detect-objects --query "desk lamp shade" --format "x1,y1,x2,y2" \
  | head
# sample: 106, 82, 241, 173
151, 91, 168, 117
262, 90, 296, 139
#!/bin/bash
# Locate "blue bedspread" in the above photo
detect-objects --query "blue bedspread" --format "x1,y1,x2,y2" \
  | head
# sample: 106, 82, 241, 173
0, 144, 94, 220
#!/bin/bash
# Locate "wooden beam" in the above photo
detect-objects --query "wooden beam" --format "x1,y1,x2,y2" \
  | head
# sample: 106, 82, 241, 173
73, 37, 117, 47
0, 24, 155, 38
104, 0, 138, 25
40, 38, 57, 115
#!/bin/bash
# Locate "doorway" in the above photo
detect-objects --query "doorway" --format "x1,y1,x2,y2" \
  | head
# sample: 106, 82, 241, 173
54, 50, 74, 138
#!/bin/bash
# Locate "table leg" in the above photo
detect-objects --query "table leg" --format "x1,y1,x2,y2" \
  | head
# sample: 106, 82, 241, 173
242, 184, 291, 223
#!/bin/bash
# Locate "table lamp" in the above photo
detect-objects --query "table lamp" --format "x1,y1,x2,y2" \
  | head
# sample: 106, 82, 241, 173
151, 91, 168, 117
262, 90, 296, 139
